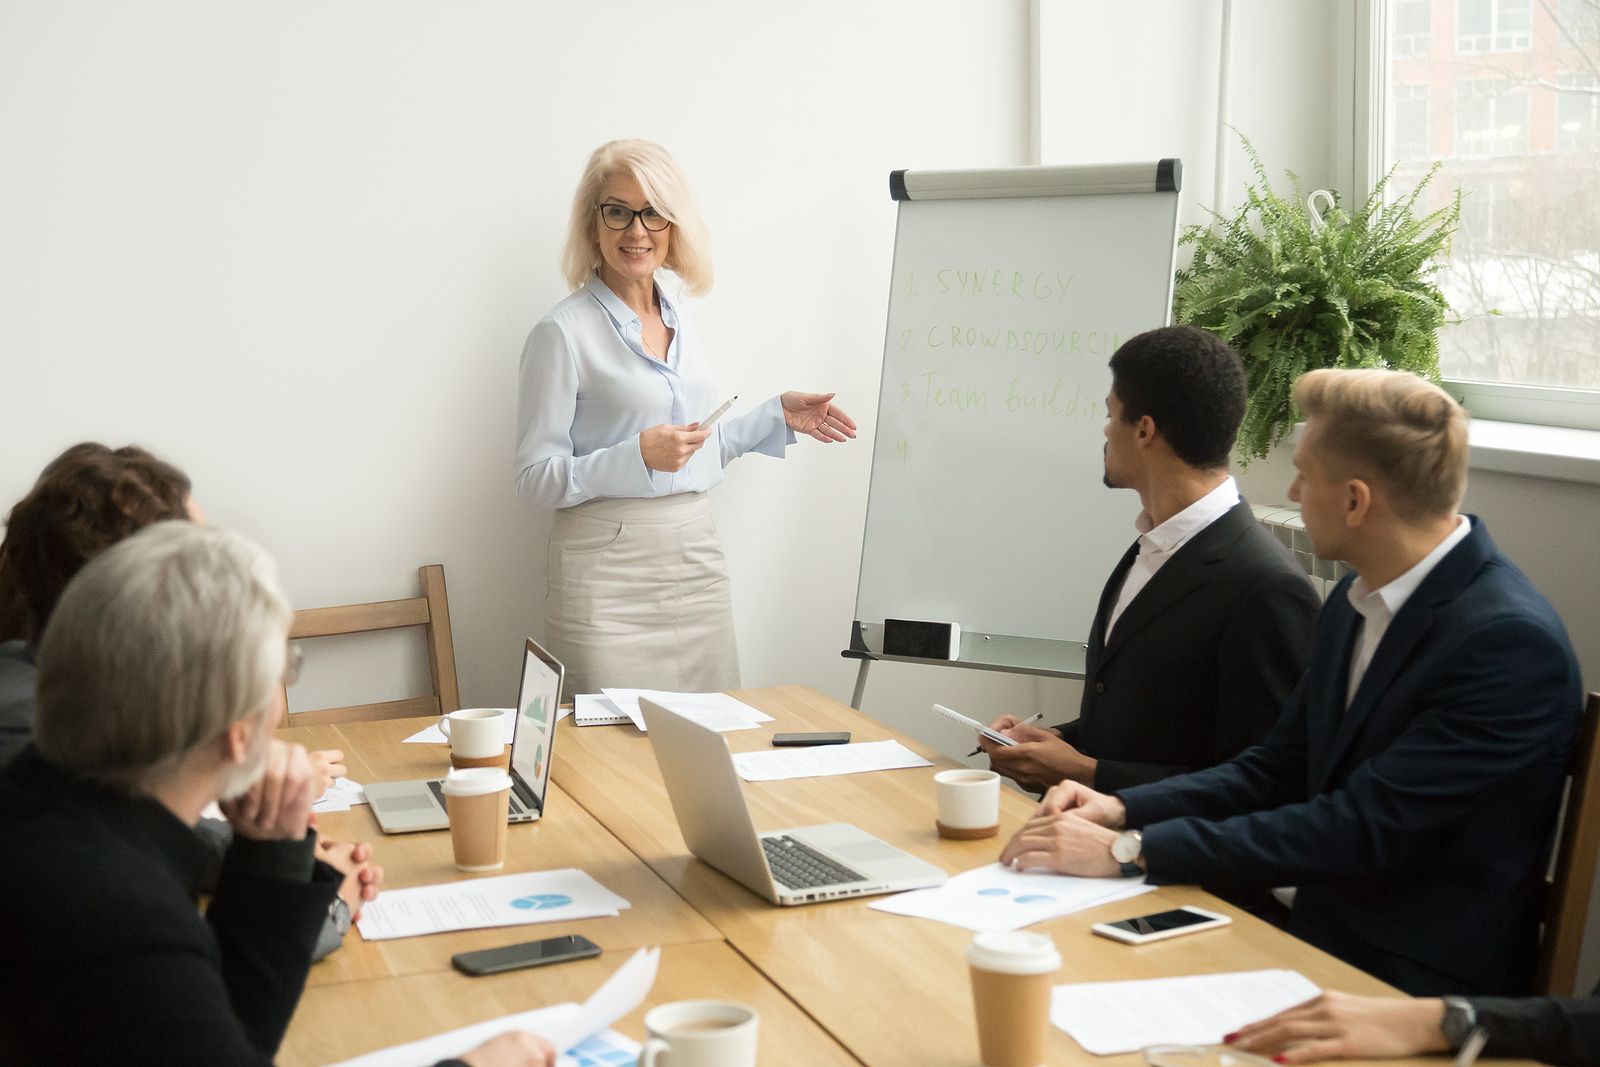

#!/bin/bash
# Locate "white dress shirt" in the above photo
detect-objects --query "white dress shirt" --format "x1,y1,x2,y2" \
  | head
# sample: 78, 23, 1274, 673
514, 273, 792, 509
1105, 476, 1242, 637
1344, 514, 1472, 706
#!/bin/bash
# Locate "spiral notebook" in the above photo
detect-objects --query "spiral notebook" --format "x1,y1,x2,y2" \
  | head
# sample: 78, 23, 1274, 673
574, 694, 633, 727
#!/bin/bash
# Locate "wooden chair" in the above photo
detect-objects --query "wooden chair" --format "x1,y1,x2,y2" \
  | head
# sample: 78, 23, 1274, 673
1538, 692, 1600, 995
287, 564, 461, 726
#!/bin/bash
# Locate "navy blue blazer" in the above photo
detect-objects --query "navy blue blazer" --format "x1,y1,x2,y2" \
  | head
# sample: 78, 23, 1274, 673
1119, 518, 1581, 996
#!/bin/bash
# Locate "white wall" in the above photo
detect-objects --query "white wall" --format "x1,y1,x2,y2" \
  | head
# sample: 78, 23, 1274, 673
0, 0, 1035, 743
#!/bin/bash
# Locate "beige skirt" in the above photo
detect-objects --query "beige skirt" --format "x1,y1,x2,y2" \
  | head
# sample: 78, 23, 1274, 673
545, 492, 741, 698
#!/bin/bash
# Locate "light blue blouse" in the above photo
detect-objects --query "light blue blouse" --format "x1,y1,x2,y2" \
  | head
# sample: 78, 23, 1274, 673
514, 274, 792, 509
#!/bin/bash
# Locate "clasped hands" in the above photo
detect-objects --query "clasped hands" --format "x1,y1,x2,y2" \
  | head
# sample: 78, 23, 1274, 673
218, 743, 384, 913
640, 391, 856, 473
998, 780, 1129, 878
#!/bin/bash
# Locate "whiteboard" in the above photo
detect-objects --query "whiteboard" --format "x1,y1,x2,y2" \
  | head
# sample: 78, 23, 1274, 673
851, 162, 1181, 673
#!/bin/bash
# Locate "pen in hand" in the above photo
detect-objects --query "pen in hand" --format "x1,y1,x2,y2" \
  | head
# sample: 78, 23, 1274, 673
967, 712, 1046, 758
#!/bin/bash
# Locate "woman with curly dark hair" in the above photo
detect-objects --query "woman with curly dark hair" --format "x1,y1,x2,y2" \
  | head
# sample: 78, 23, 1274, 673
0, 443, 196, 757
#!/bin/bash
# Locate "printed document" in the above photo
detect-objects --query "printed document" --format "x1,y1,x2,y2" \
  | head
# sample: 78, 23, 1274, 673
312, 776, 367, 814
604, 688, 775, 733
356, 868, 630, 941
1051, 969, 1321, 1054
732, 740, 932, 781
328, 946, 659, 1067
870, 862, 1152, 931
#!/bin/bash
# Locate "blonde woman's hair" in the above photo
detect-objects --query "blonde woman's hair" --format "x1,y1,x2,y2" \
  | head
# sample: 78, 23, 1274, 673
560, 140, 713, 296
34, 521, 291, 793
1294, 368, 1468, 521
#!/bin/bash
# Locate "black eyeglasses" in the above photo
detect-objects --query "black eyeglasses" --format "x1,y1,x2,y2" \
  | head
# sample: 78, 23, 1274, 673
598, 203, 670, 232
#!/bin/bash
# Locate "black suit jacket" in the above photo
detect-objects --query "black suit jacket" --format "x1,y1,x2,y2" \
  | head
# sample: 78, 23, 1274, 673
1470, 989, 1600, 1066
0, 747, 341, 1065
1059, 499, 1321, 792
1121, 519, 1582, 995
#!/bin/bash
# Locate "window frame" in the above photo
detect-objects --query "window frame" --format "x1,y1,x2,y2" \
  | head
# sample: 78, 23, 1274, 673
1347, 0, 1600, 432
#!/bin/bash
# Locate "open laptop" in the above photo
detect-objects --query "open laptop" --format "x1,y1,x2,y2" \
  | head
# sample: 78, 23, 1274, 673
365, 638, 563, 834
640, 697, 946, 905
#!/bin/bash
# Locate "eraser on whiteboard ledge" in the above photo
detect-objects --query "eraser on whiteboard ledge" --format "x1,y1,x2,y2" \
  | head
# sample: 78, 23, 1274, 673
883, 619, 961, 660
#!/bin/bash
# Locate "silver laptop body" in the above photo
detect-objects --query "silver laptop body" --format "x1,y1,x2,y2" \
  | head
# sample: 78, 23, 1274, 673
639, 697, 946, 905
366, 638, 564, 834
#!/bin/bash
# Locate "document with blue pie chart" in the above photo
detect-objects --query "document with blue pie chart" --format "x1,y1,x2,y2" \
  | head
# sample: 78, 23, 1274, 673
355, 868, 631, 941
869, 862, 1152, 932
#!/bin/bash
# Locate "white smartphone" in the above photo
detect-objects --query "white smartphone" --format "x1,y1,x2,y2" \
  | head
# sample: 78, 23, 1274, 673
1091, 905, 1232, 945
698, 395, 738, 430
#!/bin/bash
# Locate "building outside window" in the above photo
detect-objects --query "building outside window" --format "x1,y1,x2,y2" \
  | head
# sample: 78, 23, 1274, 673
1382, 0, 1600, 396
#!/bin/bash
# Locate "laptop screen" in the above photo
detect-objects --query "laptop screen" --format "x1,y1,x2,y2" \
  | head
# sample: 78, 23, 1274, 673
509, 640, 562, 815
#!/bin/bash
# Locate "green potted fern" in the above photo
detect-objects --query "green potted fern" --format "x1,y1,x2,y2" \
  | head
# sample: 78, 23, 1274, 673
1173, 137, 1462, 463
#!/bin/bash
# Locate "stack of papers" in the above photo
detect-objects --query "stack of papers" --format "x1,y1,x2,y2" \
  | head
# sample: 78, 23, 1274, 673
732, 740, 931, 781
355, 869, 631, 941
328, 946, 660, 1067
312, 776, 367, 814
585, 689, 775, 733
1051, 970, 1320, 1054
870, 862, 1153, 931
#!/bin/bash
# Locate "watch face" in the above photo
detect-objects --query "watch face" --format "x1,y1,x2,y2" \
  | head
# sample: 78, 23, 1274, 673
329, 897, 352, 934
1112, 831, 1141, 863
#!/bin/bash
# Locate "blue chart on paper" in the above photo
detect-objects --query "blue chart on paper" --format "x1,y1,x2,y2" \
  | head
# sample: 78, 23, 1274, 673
510, 893, 573, 911
566, 1031, 639, 1066
975, 887, 1056, 905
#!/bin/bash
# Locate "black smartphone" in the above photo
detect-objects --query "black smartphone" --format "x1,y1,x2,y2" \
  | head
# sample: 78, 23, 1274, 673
771, 731, 851, 747
451, 934, 601, 977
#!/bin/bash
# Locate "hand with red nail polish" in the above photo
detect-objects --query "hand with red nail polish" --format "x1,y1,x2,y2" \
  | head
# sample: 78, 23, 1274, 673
1226, 991, 1450, 1063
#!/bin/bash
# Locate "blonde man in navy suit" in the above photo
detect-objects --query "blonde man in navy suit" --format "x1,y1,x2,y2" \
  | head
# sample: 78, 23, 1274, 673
1000, 368, 1582, 997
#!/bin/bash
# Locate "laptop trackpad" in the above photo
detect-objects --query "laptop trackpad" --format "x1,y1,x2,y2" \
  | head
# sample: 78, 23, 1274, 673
380, 793, 438, 812
829, 840, 905, 865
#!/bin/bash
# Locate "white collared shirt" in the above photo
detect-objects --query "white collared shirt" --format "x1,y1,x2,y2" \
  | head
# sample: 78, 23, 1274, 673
1105, 476, 1242, 637
513, 272, 792, 509
1344, 514, 1472, 706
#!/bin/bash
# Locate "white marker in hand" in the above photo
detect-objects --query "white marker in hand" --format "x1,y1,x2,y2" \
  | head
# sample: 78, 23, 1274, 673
698, 395, 738, 430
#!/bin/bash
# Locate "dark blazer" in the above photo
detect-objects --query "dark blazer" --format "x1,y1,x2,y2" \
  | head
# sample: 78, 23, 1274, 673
0, 747, 341, 1065
1121, 518, 1582, 996
1059, 499, 1321, 792
1470, 989, 1600, 1066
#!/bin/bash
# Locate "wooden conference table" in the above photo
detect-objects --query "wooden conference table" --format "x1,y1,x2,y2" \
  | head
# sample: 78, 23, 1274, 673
280, 687, 1525, 1067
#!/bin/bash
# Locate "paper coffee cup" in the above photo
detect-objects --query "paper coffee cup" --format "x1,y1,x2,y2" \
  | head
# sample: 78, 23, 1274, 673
936, 768, 1002, 839
441, 767, 512, 872
439, 708, 507, 762
640, 1000, 759, 1067
966, 931, 1061, 1067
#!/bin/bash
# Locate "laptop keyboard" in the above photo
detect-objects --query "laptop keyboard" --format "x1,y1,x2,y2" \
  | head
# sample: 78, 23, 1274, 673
762, 835, 869, 890
426, 779, 528, 816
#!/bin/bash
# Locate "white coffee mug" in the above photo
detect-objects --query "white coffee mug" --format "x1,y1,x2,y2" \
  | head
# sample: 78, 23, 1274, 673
935, 768, 1002, 838
438, 708, 505, 759
639, 1000, 758, 1067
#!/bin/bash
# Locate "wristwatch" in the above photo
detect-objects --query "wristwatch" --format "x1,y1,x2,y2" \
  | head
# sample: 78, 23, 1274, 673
1441, 996, 1477, 1050
1110, 830, 1143, 877
328, 896, 352, 936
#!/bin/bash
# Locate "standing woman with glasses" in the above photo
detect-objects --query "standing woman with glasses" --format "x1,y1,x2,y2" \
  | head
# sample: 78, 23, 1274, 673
515, 140, 855, 697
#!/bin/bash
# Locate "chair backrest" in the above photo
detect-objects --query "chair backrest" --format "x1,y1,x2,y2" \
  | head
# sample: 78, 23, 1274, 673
1538, 692, 1600, 996
287, 564, 461, 726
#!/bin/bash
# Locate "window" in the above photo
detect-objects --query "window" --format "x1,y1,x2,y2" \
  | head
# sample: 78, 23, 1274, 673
1557, 73, 1600, 152
1392, 83, 1432, 160
1457, 0, 1532, 53
1396, 0, 1433, 55
1370, 0, 1600, 402
1455, 79, 1529, 156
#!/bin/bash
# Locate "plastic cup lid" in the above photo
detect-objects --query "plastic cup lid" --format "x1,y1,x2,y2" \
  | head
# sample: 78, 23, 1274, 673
965, 930, 1062, 975
440, 767, 513, 797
